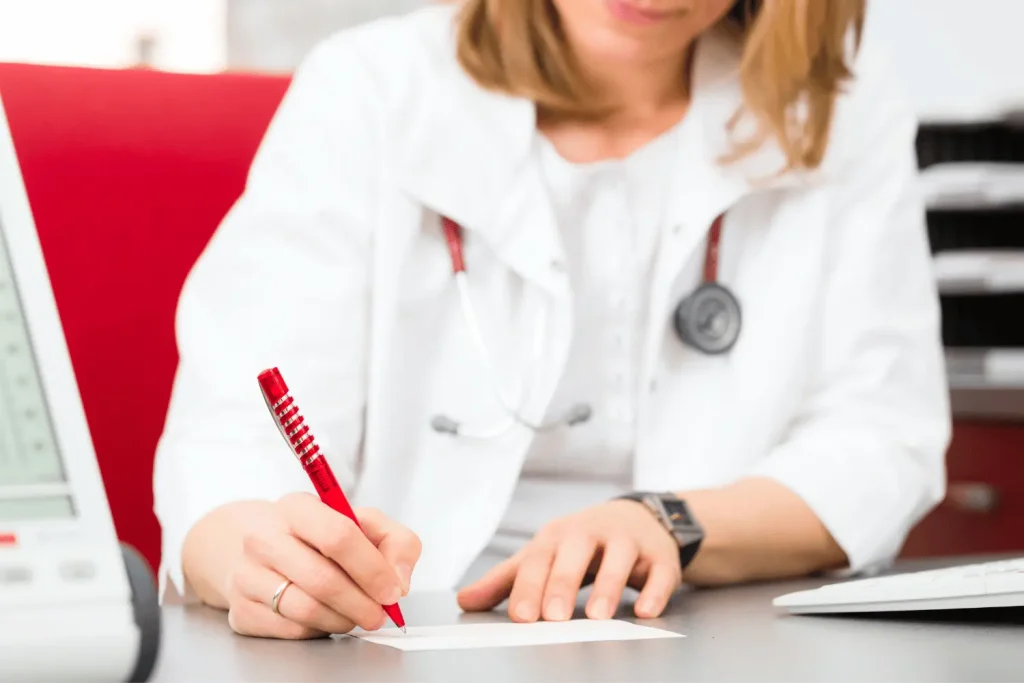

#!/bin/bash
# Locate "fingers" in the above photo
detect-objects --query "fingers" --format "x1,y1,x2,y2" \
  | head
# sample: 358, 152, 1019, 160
507, 543, 556, 623
279, 495, 403, 607
231, 560, 359, 635
634, 561, 681, 619
541, 535, 598, 622
586, 538, 640, 620
243, 528, 386, 631
460, 536, 674, 623
456, 556, 518, 613
357, 507, 422, 594
228, 599, 324, 640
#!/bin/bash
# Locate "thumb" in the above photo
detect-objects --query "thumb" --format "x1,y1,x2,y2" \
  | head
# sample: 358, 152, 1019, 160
356, 507, 422, 594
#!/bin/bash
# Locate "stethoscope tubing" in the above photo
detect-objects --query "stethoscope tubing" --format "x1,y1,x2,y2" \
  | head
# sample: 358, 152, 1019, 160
431, 219, 591, 437
431, 214, 739, 437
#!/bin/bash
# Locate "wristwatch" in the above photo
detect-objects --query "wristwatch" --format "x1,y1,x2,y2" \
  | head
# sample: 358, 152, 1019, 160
618, 492, 704, 571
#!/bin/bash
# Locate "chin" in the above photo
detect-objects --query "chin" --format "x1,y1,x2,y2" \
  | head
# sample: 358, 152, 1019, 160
577, 26, 662, 63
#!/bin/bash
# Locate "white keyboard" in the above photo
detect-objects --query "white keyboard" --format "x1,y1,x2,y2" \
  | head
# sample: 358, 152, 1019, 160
774, 557, 1024, 614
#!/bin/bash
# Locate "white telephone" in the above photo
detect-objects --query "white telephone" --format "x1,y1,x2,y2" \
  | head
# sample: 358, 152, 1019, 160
0, 93, 159, 681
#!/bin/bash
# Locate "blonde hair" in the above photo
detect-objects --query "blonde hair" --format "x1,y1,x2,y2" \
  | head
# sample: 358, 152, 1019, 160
455, 0, 866, 172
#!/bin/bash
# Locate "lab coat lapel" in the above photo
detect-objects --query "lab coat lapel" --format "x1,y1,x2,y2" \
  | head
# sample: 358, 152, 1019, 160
391, 53, 575, 423
393, 60, 570, 301
388, 61, 575, 587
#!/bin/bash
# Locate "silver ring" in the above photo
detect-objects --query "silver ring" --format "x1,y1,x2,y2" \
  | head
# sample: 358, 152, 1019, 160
270, 579, 292, 615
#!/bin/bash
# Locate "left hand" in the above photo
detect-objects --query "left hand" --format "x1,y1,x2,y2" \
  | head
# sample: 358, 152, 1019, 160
457, 500, 683, 622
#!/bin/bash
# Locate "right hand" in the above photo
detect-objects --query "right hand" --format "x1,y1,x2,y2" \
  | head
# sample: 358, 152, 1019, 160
225, 492, 421, 639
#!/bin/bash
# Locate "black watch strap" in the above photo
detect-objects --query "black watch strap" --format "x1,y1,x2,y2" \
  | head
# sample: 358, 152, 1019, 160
618, 492, 704, 571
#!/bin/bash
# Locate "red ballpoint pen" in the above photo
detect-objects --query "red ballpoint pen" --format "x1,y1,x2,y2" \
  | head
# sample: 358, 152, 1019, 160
258, 367, 407, 632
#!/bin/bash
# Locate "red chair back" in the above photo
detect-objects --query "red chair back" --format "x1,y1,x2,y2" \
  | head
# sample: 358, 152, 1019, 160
0, 63, 290, 570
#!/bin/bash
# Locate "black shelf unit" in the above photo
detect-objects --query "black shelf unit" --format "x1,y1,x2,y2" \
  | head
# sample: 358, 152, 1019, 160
917, 119, 1024, 407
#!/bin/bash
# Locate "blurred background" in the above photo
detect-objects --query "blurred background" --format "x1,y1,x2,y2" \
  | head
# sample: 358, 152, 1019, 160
0, 0, 423, 73
0, 0, 1022, 120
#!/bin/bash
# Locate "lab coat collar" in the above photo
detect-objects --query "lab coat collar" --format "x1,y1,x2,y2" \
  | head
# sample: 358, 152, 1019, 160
394, 52, 570, 296
393, 23, 804, 297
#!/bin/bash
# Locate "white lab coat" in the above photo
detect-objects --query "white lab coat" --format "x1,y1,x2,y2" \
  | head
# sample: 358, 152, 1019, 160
153, 5, 951, 599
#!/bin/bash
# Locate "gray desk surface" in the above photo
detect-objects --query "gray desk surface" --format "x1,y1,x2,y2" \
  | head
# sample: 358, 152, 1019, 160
152, 557, 1024, 682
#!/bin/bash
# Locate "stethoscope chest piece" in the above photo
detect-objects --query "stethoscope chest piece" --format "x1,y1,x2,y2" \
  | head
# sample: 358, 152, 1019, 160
673, 282, 742, 355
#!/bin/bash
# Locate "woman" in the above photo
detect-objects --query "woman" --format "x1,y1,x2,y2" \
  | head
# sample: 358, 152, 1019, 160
154, 0, 950, 640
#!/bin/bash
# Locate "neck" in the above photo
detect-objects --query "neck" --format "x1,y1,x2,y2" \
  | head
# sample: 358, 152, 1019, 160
578, 44, 695, 123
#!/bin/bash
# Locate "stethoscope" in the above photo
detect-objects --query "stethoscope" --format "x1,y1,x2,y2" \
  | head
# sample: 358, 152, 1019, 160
431, 214, 741, 438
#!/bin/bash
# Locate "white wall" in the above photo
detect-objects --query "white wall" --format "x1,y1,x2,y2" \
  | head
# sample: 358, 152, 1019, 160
866, 0, 1024, 123
0, 0, 1020, 123
226, 0, 427, 72
223, 0, 1024, 122
0, 0, 227, 72
146, 0, 228, 73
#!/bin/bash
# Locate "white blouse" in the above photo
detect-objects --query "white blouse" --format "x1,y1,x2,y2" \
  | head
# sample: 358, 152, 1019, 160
485, 123, 685, 562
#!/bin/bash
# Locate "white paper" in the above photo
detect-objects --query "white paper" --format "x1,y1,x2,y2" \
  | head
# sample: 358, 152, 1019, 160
353, 620, 684, 651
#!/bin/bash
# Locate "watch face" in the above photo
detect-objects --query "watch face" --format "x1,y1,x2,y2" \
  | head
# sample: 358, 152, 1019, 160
661, 498, 695, 527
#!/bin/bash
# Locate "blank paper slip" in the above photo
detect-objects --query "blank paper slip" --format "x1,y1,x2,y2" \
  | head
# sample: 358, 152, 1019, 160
353, 620, 684, 652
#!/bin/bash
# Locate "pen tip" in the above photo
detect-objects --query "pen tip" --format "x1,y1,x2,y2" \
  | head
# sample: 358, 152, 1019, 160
400, 626, 407, 634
